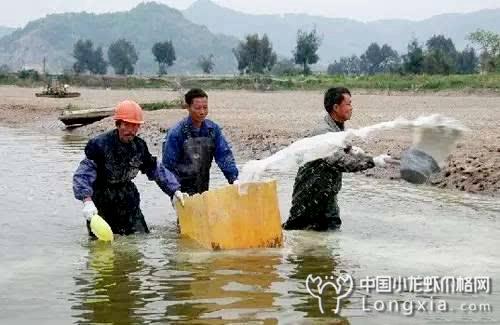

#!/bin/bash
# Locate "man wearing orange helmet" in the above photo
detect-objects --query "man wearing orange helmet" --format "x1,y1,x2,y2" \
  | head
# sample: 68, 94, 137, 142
73, 100, 185, 236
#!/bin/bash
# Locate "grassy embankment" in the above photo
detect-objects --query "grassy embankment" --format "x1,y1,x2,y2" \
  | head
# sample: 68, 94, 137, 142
3, 72, 500, 93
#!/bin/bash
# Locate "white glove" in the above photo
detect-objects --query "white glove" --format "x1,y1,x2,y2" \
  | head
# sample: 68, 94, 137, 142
373, 154, 392, 168
82, 200, 98, 221
350, 146, 365, 155
233, 179, 239, 185
172, 190, 187, 208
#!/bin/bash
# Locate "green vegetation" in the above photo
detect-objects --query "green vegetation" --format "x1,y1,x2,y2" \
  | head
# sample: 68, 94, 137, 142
0, 73, 175, 88
140, 99, 183, 111
305, 74, 499, 91
233, 34, 277, 74
198, 54, 215, 74
328, 34, 480, 76
294, 28, 322, 75
108, 39, 139, 75
0, 70, 44, 87
154, 74, 500, 92
62, 99, 183, 112
73, 39, 107, 75
468, 29, 500, 73
1, 71, 500, 93
152, 41, 176, 75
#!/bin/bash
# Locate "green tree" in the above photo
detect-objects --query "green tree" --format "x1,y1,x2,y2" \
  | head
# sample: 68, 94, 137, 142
327, 55, 361, 76
108, 39, 138, 75
426, 35, 456, 53
197, 54, 215, 74
456, 46, 479, 74
18, 69, 40, 81
233, 34, 277, 74
72, 39, 94, 74
468, 29, 500, 72
152, 41, 176, 75
293, 28, 322, 75
89, 46, 108, 75
361, 43, 383, 74
270, 58, 301, 76
360, 43, 400, 74
403, 38, 424, 74
72, 39, 107, 74
423, 35, 458, 74
380, 44, 401, 73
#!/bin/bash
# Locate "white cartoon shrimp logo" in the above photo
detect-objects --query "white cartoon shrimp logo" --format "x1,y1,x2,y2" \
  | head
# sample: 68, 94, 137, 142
305, 273, 354, 314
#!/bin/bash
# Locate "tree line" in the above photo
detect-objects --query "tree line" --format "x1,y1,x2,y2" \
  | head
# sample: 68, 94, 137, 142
70, 29, 500, 76
328, 36, 478, 76
71, 28, 321, 76
72, 39, 216, 75
230, 29, 500, 76
232, 29, 321, 75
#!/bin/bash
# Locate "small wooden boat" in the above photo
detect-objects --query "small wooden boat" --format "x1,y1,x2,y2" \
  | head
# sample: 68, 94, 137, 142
59, 107, 114, 126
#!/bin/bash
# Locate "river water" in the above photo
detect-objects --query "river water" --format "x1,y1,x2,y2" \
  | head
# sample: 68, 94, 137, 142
0, 126, 498, 324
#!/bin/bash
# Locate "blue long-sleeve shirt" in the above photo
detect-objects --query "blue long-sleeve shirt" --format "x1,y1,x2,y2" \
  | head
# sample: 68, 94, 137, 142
162, 117, 239, 183
73, 129, 180, 201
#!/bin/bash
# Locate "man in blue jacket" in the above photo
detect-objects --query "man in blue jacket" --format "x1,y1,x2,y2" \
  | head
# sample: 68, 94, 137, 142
162, 88, 239, 195
73, 100, 185, 236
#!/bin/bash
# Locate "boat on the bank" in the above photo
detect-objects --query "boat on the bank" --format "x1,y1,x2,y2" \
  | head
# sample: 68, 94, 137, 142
58, 107, 114, 126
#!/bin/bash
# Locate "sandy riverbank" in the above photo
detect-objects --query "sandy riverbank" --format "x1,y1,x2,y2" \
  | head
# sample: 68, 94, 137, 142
0, 86, 498, 195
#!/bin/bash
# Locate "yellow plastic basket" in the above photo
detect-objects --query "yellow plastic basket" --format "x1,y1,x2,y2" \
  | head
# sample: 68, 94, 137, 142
177, 180, 283, 250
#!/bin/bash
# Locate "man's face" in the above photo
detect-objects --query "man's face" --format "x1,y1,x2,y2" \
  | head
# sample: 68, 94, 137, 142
187, 97, 208, 124
333, 94, 353, 122
117, 121, 140, 143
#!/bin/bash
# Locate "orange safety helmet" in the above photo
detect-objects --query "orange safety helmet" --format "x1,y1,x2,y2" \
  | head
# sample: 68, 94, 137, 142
113, 100, 144, 124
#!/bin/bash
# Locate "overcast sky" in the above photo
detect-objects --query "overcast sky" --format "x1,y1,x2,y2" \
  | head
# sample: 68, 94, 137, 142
2, 0, 500, 27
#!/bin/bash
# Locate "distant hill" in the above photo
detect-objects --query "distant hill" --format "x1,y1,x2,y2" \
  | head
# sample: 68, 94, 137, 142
3, 1, 499, 74
184, 0, 500, 65
0, 2, 238, 74
0, 26, 15, 39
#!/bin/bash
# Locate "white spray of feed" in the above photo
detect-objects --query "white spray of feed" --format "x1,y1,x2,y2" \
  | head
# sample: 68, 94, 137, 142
239, 114, 468, 182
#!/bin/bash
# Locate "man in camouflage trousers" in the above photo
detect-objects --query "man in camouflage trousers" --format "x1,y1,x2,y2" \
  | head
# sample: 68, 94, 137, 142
282, 87, 393, 231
